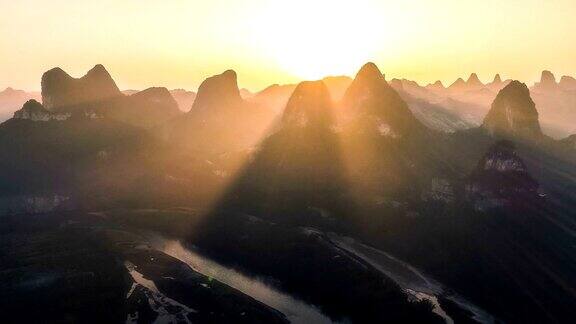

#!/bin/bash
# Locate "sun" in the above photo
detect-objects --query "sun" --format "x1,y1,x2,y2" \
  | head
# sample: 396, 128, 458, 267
250, 0, 385, 80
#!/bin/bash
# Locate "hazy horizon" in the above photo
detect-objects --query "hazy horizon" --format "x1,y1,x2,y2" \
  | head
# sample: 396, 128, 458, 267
2, 0, 576, 91
2, 2, 576, 323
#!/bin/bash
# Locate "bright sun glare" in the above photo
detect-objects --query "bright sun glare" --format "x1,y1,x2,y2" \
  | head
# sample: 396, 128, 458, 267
251, 0, 384, 80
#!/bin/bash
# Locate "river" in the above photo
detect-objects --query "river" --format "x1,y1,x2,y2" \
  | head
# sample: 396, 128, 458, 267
327, 233, 495, 324
148, 236, 337, 324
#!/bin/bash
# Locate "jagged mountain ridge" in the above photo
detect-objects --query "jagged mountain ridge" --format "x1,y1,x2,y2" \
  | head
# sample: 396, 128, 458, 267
42, 64, 122, 111
35, 65, 182, 128
2, 62, 576, 323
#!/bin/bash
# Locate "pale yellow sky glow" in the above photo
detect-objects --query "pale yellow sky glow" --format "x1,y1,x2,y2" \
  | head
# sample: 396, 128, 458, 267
1, 0, 575, 91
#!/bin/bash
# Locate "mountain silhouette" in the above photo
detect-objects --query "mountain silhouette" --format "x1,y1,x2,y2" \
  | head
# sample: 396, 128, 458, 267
218, 80, 347, 221
559, 75, 576, 91
482, 80, 542, 139
532, 70, 559, 93
38, 65, 182, 127
249, 83, 296, 112
425, 80, 445, 91
466, 73, 484, 89
282, 81, 334, 130
165, 69, 275, 154
487, 74, 511, 92
106, 87, 181, 128
41, 64, 121, 111
12, 99, 68, 121
189, 70, 242, 114
339, 62, 425, 137
3, 61, 576, 324
447, 77, 466, 91
493, 74, 502, 84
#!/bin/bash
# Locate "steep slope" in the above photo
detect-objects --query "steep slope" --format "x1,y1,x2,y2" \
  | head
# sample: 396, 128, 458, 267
447, 78, 466, 92
166, 70, 275, 154
41, 64, 121, 111
465, 140, 540, 210
532, 70, 559, 93
13, 99, 69, 121
63, 86, 182, 128
397, 93, 476, 132
339, 62, 426, 137
190, 70, 243, 113
169, 89, 196, 111
530, 71, 576, 138
0, 117, 159, 208
248, 76, 352, 113
465, 73, 484, 90
482, 80, 542, 139
487, 74, 510, 92
338, 63, 437, 195
103, 87, 182, 128
425, 80, 445, 92
39, 65, 181, 128
220, 80, 347, 222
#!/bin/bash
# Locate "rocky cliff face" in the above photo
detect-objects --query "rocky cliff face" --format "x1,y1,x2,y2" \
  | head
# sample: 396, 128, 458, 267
466, 140, 540, 210
13, 100, 70, 121
482, 81, 542, 139
41, 64, 121, 111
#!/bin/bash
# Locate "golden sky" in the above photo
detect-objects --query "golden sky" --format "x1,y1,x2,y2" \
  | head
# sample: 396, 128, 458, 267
1, 0, 575, 91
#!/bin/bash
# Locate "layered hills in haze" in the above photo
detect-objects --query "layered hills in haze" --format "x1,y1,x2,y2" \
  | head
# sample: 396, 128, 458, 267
33, 65, 181, 128
41, 64, 122, 110
0, 87, 41, 122
2, 61, 576, 323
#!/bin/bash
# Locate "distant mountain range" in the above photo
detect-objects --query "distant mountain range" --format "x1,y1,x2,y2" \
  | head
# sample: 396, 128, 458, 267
2, 62, 576, 323
0, 87, 41, 122
4, 67, 576, 136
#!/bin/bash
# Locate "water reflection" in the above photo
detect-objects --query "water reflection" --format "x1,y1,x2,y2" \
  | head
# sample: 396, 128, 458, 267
150, 237, 335, 324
